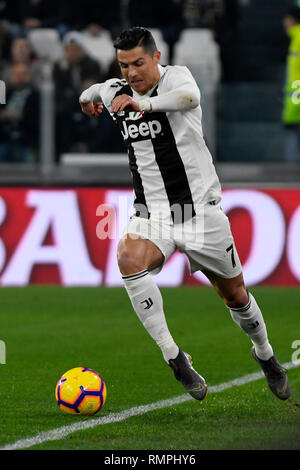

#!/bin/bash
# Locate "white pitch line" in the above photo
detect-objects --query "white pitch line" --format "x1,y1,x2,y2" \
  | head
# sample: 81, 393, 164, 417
1, 360, 299, 451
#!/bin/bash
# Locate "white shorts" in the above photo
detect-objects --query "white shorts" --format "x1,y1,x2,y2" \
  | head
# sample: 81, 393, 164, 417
122, 202, 242, 279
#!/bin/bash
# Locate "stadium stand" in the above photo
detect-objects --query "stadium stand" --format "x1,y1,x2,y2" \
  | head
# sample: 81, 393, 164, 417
173, 27, 221, 154
28, 28, 63, 62
0, 62, 39, 163
1, 36, 45, 88
173, 28, 221, 89
217, 0, 291, 162
72, 27, 116, 76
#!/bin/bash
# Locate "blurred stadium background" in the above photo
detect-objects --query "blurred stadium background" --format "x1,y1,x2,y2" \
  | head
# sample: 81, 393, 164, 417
0, 0, 299, 288
1, 2, 300, 452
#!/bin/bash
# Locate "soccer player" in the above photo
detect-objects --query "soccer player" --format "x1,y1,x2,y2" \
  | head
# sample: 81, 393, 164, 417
79, 27, 290, 401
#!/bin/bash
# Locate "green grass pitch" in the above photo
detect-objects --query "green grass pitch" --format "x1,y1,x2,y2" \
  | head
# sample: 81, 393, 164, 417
0, 286, 299, 450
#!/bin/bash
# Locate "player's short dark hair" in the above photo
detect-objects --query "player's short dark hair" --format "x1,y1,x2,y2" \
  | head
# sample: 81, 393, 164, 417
113, 27, 157, 56
285, 6, 300, 23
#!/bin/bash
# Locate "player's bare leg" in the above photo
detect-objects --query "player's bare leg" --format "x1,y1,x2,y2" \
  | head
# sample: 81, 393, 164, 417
202, 270, 273, 357
117, 235, 164, 276
203, 269, 290, 399
201, 270, 248, 308
118, 235, 207, 400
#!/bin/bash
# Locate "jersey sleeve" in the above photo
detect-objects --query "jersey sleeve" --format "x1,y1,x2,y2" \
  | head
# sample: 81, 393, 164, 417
79, 79, 125, 109
149, 66, 201, 113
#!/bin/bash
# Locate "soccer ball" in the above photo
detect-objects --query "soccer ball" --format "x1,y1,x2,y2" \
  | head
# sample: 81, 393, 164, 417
55, 367, 107, 415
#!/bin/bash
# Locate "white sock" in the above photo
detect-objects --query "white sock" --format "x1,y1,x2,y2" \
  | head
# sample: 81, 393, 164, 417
122, 270, 179, 362
229, 292, 273, 361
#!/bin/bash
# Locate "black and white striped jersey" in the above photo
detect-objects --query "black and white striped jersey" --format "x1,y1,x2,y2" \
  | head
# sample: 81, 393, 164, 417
80, 64, 222, 223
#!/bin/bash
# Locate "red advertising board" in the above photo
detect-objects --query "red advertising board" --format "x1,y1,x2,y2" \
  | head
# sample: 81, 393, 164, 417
0, 187, 299, 287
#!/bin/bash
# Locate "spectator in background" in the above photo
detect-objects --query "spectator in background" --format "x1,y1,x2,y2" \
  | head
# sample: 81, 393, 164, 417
0, 63, 39, 162
79, 24, 116, 76
53, 34, 104, 157
1, 37, 43, 88
282, 6, 300, 162
53, 34, 102, 103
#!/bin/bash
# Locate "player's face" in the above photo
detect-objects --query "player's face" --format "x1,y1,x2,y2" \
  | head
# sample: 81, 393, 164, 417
117, 47, 161, 95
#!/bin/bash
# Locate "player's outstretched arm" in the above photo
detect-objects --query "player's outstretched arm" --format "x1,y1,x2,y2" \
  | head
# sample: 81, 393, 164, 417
80, 101, 104, 118
142, 67, 201, 114
79, 83, 104, 118
110, 87, 198, 115
143, 83, 200, 114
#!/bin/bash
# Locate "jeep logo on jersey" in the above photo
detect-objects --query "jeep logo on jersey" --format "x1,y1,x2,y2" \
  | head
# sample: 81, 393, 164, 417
121, 119, 162, 141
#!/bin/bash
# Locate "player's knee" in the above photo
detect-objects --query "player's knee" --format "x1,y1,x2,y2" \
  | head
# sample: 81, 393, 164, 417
117, 246, 146, 276
224, 284, 249, 309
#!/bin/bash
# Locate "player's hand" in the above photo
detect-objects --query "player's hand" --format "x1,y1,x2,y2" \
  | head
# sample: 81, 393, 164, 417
80, 101, 104, 118
111, 94, 140, 113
